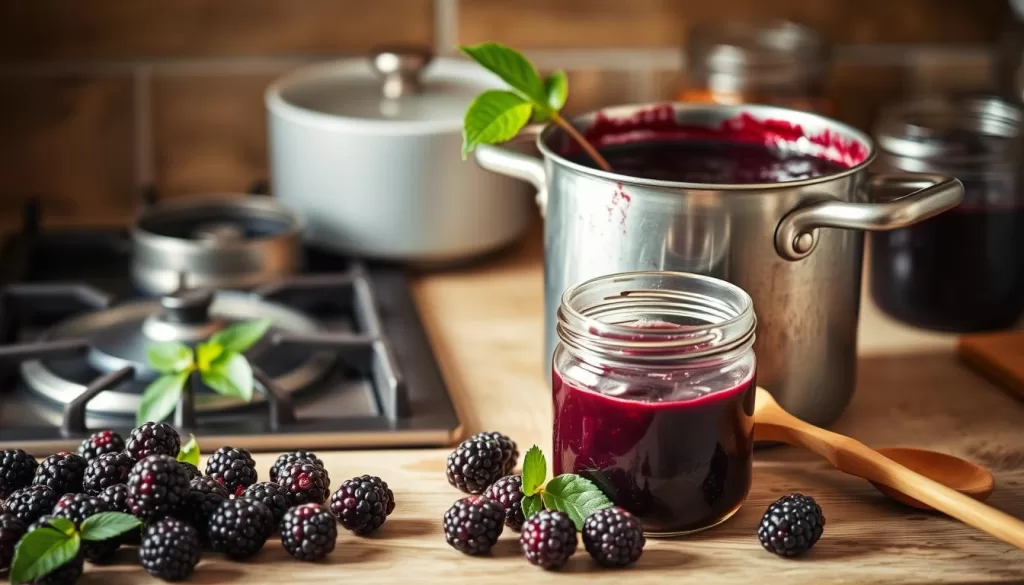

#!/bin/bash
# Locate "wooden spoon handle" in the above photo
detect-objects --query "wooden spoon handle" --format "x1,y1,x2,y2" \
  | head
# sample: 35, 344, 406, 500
757, 420, 1024, 550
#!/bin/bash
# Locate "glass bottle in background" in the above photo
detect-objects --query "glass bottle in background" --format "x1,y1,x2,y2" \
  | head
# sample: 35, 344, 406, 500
678, 20, 831, 114
870, 96, 1024, 332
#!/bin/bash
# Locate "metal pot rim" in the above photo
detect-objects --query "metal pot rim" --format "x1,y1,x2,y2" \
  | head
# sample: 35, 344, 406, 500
535, 101, 878, 191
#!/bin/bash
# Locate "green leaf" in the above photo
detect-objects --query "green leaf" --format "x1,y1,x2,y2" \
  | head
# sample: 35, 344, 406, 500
545, 70, 568, 110
208, 319, 272, 354
196, 342, 224, 372
146, 342, 193, 374
136, 372, 188, 426
522, 493, 544, 520
461, 90, 533, 158
177, 433, 200, 467
80, 512, 142, 541
540, 474, 614, 531
46, 517, 76, 537
521, 445, 547, 496
201, 351, 253, 402
9, 528, 80, 585
459, 42, 547, 106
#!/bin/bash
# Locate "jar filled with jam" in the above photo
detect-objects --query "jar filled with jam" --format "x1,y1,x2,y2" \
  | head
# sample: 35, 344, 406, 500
552, 271, 757, 536
678, 20, 830, 114
870, 96, 1024, 332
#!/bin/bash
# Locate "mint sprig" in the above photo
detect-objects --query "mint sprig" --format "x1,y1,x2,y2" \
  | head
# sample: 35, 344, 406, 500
177, 433, 201, 467
138, 319, 271, 425
517, 444, 613, 530
459, 42, 612, 172
10, 513, 140, 584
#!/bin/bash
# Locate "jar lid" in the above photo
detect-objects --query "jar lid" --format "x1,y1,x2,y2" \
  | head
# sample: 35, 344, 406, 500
266, 46, 500, 134
688, 20, 826, 75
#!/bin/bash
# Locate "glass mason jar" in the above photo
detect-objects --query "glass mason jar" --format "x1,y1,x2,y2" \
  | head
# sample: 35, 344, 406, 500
678, 20, 831, 115
870, 96, 1024, 332
551, 271, 757, 536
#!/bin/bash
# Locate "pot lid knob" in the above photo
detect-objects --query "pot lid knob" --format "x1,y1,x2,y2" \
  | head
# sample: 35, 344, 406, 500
370, 46, 434, 99
160, 287, 215, 325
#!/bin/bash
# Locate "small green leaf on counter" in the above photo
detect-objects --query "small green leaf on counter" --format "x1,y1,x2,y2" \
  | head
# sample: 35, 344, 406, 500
177, 434, 201, 467
540, 473, 614, 531
9, 526, 80, 585
522, 493, 544, 520
137, 372, 189, 426
80, 512, 142, 541
461, 90, 533, 159
460, 42, 547, 105
196, 342, 224, 372
201, 351, 253, 402
209, 319, 272, 354
146, 342, 194, 374
521, 445, 547, 496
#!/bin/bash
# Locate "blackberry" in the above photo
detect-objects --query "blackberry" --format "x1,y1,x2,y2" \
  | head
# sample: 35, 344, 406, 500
446, 432, 518, 494
179, 462, 202, 481
32, 452, 86, 495
329, 475, 394, 535
99, 484, 130, 514
181, 477, 229, 543
276, 460, 329, 505
0, 449, 38, 500
140, 517, 201, 582
701, 444, 728, 506
757, 493, 825, 557
442, 496, 505, 555
125, 423, 180, 461
242, 482, 293, 531
76, 430, 125, 462
32, 553, 83, 585
280, 503, 337, 562
127, 455, 190, 521
269, 451, 328, 485
581, 507, 645, 567
520, 510, 577, 570
0, 513, 25, 573
82, 452, 133, 494
52, 493, 119, 563
204, 446, 257, 497
206, 498, 274, 559
4, 485, 59, 525
483, 475, 525, 531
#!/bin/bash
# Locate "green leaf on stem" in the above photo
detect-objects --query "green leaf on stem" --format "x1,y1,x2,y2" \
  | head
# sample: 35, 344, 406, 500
461, 90, 533, 158
9, 527, 80, 585
196, 342, 224, 372
521, 493, 544, 520
460, 42, 547, 106
545, 70, 568, 110
540, 473, 614, 531
208, 319, 272, 354
137, 372, 188, 426
46, 517, 76, 537
521, 445, 547, 496
80, 512, 142, 542
146, 342, 193, 374
177, 433, 200, 467
201, 351, 253, 402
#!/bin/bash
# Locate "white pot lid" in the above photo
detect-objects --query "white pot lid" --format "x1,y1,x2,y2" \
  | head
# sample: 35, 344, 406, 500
266, 47, 502, 135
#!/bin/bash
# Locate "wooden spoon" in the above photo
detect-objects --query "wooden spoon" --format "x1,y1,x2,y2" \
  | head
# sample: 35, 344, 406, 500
753, 387, 1024, 550
872, 447, 994, 510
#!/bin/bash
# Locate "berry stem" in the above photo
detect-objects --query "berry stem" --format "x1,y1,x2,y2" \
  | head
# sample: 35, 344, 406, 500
550, 111, 612, 172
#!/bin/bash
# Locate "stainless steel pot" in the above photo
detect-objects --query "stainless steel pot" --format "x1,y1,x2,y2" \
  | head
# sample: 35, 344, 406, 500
474, 102, 964, 426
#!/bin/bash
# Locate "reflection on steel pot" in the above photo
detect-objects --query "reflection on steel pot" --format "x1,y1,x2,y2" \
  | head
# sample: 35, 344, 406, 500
474, 102, 963, 427
266, 46, 534, 264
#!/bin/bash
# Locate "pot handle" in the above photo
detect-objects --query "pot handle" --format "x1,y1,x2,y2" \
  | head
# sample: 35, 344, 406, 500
472, 129, 548, 215
775, 173, 965, 261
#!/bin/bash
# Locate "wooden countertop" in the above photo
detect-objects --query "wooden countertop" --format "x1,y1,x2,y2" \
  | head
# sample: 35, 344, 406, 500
91, 222, 1024, 584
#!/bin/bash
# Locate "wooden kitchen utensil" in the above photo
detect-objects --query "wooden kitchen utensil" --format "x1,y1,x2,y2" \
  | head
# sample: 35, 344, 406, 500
958, 330, 1024, 400
872, 447, 994, 510
753, 387, 1024, 551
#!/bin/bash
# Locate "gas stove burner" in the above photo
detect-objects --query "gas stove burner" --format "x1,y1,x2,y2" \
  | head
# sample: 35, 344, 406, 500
20, 288, 335, 414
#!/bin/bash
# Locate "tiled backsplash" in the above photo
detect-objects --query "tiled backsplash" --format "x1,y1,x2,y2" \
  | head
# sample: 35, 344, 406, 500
0, 0, 1008, 225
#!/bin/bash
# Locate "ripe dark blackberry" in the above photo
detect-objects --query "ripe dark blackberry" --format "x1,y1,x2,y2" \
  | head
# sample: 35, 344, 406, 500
127, 454, 190, 521
276, 460, 329, 505
76, 430, 125, 462
483, 475, 525, 531
32, 452, 86, 495
82, 452, 133, 494
181, 477, 229, 539
204, 446, 257, 497
206, 498, 274, 559
757, 493, 825, 557
442, 496, 505, 555
582, 507, 645, 567
329, 475, 394, 535
269, 451, 328, 486
179, 462, 202, 480
242, 482, 293, 531
701, 444, 728, 506
99, 484, 130, 514
124, 422, 180, 461
280, 503, 337, 562
0, 513, 25, 572
52, 493, 119, 563
0, 449, 38, 500
446, 432, 518, 494
140, 517, 201, 582
4, 485, 59, 525
520, 510, 577, 570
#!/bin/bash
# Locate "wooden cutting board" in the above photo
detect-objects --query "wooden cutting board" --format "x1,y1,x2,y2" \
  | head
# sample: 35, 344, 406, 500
958, 330, 1024, 400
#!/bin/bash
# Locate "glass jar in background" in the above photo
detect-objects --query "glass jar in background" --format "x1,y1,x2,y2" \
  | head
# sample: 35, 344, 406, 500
552, 271, 756, 536
870, 96, 1024, 332
678, 20, 831, 114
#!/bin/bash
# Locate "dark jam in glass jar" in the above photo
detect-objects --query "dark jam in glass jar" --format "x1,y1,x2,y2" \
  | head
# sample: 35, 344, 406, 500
552, 271, 757, 536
